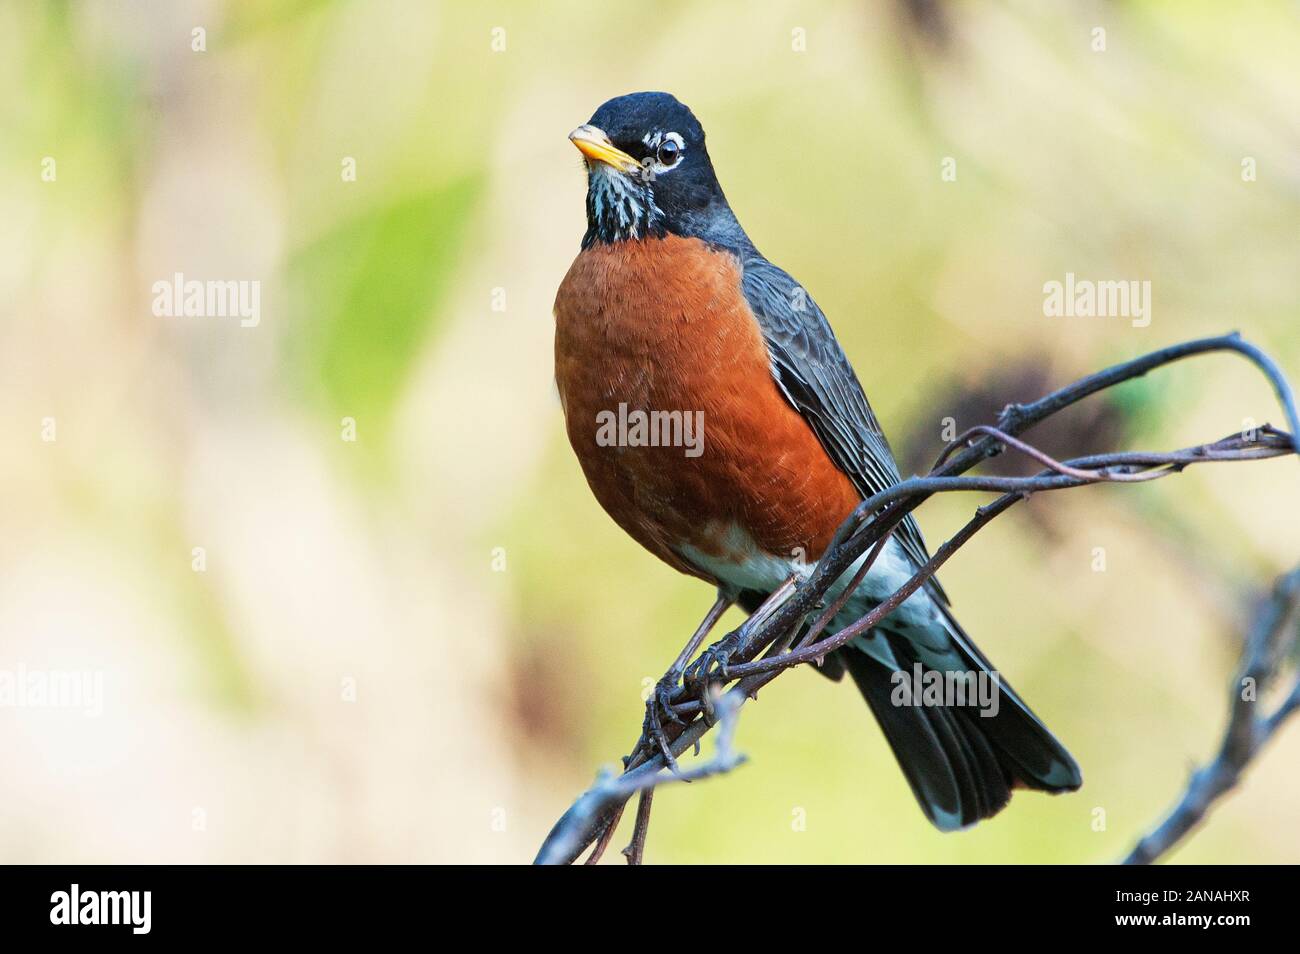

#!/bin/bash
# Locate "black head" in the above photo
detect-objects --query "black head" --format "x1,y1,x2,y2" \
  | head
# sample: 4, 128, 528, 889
570, 92, 739, 249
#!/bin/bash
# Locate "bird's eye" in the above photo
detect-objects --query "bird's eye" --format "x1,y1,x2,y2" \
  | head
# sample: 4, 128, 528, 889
656, 138, 681, 166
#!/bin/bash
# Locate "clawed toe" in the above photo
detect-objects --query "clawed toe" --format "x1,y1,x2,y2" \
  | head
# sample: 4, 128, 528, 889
685, 644, 734, 724
640, 676, 689, 773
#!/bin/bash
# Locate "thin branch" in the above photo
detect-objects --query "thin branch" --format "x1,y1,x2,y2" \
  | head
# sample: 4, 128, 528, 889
801, 523, 903, 652
622, 790, 653, 865
534, 690, 747, 865
727, 432, 1292, 681
1123, 567, 1300, 865
937, 424, 1178, 482
582, 801, 625, 865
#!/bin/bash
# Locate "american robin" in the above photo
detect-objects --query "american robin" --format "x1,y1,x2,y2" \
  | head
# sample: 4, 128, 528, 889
553, 91, 1081, 830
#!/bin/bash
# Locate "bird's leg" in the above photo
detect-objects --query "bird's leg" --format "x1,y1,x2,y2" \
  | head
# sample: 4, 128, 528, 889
685, 574, 801, 723
638, 590, 733, 771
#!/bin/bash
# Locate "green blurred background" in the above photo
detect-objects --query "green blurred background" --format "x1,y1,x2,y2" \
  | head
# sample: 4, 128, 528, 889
2, 0, 1298, 863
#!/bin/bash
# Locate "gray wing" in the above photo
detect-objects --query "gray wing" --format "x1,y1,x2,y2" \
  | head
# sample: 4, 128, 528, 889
739, 251, 949, 605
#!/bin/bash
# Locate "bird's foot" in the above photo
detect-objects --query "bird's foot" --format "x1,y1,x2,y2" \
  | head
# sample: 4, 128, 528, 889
639, 673, 688, 773
684, 638, 738, 725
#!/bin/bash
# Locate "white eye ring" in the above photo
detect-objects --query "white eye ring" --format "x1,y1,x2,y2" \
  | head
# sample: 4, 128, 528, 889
656, 132, 684, 167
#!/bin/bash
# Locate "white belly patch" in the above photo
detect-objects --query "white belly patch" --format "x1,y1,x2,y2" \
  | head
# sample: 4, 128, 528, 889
676, 523, 941, 635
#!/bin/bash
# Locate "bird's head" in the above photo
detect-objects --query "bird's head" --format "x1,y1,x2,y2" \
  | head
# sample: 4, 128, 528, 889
569, 92, 732, 248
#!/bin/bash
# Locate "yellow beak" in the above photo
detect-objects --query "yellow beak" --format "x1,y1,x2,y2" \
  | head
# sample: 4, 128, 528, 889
569, 124, 641, 174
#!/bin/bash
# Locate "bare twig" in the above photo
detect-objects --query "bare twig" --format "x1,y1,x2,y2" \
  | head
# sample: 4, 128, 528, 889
622, 790, 654, 865
800, 523, 906, 654
1124, 567, 1300, 864
536, 690, 747, 865
727, 432, 1293, 681
937, 424, 1179, 482
535, 333, 1299, 865
582, 801, 624, 865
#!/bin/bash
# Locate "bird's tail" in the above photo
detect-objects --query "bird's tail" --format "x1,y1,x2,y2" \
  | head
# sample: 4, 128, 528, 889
839, 616, 1081, 832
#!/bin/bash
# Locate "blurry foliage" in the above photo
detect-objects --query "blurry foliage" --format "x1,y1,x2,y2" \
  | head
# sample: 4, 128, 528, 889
286, 177, 482, 445
222, 0, 341, 41
900, 360, 1131, 478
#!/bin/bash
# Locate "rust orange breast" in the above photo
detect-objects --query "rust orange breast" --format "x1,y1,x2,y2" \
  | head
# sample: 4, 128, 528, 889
553, 235, 860, 585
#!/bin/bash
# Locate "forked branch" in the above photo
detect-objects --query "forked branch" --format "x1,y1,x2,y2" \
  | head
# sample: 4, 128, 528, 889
1124, 566, 1300, 864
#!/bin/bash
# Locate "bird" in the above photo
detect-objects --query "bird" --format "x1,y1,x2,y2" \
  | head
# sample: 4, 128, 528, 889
553, 91, 1081, 831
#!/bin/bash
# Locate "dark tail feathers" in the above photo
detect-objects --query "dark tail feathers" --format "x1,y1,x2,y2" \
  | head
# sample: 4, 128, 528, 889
840, 631, 1081, 832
